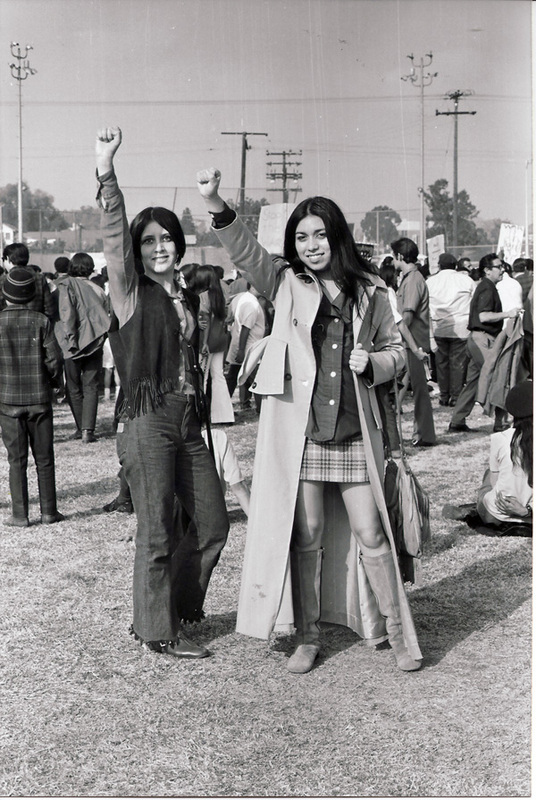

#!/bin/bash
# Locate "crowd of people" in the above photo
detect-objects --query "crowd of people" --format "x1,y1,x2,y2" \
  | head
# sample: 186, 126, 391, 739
0, 125, 532, 675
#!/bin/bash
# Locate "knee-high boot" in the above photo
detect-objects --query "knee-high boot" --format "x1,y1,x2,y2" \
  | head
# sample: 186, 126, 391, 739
360, 551, 422, 672
287, 549, 323, 674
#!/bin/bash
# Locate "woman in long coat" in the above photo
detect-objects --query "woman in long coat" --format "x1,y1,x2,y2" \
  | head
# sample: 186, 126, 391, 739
198, 168, 422, 674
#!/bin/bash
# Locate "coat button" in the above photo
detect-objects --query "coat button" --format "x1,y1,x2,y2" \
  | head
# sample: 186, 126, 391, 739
251, 382, 257, 389
292, 318, 298, 325
284, 373, 292, 381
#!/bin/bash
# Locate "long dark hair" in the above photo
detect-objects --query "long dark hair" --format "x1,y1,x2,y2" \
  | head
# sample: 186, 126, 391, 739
283, 197, 377, 303
379, 259, 397, 290
129, 207, 186, 270
511, 418, 533, 488
185, 264, 226, 320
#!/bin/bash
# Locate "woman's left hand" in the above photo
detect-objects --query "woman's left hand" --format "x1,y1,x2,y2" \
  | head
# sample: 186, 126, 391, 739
495, 491, 530, 518
349, 343, 369, 375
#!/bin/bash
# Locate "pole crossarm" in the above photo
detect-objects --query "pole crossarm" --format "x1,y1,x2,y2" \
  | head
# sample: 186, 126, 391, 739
266, 149, 302, 202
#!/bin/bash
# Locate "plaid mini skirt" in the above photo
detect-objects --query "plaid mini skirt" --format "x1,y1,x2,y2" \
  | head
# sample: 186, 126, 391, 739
299, 436, 369, 483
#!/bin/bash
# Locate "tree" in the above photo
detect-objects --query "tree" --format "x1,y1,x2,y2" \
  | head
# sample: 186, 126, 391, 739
0, 183, 69, 233
180, 207, 197, 235
226, 196, 270, 237
423, 178, 482, 247
360, 205, 401, 248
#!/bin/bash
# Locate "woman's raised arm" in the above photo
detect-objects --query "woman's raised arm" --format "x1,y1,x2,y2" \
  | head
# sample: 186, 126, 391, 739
96, 126, 137, 326
96, 126, 122, 176
196, 168, 282, 301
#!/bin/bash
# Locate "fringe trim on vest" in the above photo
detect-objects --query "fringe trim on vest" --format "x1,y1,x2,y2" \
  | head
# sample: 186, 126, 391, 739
119, 375, 180, 418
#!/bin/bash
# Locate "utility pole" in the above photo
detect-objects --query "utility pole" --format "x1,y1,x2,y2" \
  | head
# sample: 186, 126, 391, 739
9, 43, 36, 242
266, 150, 302, 203
436, 90, 476, 249
221, 131, 268, 216
401, 53, 437, 255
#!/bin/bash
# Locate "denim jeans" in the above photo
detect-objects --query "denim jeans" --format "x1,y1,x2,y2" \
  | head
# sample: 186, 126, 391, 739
64, 348, 102, 432
0, 403, 57, 519
124, 394, 229, 642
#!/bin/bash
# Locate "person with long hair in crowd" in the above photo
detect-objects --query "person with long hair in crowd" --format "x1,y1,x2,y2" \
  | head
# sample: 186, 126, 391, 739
95, 127, 228, 660
197, 167, 422, 674
180, 263, 234, 424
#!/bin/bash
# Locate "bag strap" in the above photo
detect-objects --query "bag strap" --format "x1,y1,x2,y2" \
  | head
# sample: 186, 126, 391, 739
391, 363, 408, 462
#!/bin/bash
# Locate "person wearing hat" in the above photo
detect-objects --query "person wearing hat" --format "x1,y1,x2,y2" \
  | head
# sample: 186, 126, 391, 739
0, 268, 64, 527
1, 242, 58, 321
427, 252, 475, 407
475, 379, 533, 529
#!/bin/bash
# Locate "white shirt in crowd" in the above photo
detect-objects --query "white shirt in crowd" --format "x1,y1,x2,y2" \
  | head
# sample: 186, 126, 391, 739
227, 291, 265, 364
426, 269, 475, 339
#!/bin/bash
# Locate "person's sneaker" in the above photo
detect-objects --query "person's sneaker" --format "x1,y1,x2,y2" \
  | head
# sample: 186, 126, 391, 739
40, 512, 65, 524
4, 515, 29, 527
103, 496, 134, 513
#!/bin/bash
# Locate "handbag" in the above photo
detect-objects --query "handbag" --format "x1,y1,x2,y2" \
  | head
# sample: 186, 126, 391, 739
384, 361, 430, 581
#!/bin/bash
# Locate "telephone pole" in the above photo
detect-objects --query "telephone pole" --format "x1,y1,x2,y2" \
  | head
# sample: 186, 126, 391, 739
221, 131, 268, 216
9, 43, 36, 241
436, 90, 476, 249
401, 53, 437, 254
266, 150, 302, 203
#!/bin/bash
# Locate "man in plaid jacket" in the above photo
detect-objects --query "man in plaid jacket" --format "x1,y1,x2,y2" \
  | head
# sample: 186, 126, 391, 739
0, 268, 64, 527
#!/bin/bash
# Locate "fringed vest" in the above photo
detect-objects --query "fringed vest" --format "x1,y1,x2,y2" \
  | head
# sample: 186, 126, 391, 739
109, 275, 199, 419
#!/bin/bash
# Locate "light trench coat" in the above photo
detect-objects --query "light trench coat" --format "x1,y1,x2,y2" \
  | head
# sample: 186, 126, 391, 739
215, 217, 422, 661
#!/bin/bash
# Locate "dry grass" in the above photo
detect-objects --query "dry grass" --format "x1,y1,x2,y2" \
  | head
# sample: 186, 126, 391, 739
0, 395, 531, 797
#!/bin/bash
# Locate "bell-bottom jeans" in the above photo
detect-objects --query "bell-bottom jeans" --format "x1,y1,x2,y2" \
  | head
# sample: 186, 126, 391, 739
123, 393, 229, 642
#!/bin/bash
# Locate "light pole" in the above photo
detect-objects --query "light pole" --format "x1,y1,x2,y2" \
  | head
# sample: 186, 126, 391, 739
9, 43, 36, 242
401, 53, 437, 255
221, 131, 268, 216
436, 91, 476, 249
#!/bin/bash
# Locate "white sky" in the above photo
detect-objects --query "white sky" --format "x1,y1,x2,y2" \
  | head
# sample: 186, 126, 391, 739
0, 0, 532, 229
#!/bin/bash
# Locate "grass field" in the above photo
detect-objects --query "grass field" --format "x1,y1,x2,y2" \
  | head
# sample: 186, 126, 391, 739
0, 394, 531, 797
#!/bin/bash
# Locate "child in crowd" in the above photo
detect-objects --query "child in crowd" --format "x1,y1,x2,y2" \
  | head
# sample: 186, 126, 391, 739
0, 268, 64, 526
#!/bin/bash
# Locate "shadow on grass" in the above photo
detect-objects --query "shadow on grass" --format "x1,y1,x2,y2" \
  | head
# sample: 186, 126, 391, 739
411, 543, 532, 667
